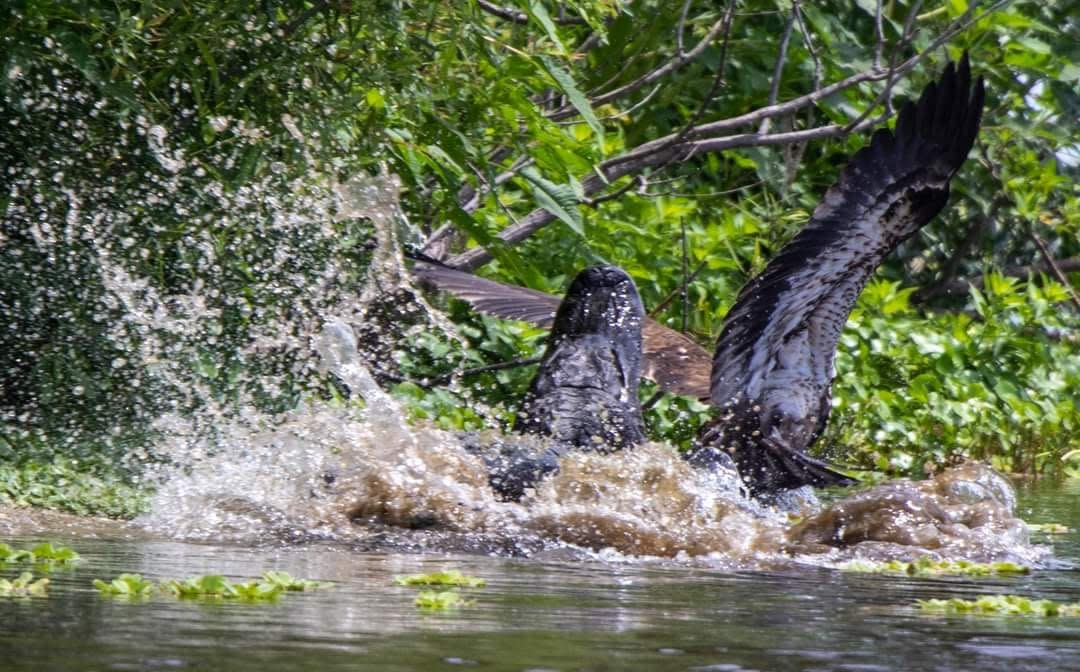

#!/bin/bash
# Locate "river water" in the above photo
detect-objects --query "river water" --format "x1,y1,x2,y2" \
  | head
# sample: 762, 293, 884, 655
4, 53, 1079, 672
0, 479, 1077, 671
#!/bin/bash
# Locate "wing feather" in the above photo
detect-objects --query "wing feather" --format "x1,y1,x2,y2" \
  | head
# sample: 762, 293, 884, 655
411, 260, 713, 399
711, 54, 985, 410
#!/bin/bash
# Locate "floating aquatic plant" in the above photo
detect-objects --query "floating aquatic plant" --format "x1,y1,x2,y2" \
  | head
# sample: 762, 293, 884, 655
94, 572, 332, 602
1027, 523, 1071, 534
414, 590, 475, 610
395, 570, 486, 588
94, 573, 156, 598
161, 575, 248, 599
0, 542, 80, 565
917, 595, 1080, 616
0, 572, 50, 597
840, 558, 1030, 577
261, 570, 334, 591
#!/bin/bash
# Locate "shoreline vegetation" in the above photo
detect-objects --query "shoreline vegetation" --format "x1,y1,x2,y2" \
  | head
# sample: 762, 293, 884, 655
1, 1, 1076, 515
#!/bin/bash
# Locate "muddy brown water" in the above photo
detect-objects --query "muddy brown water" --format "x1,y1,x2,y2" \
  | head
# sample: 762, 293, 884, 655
1, 478, 1077, 671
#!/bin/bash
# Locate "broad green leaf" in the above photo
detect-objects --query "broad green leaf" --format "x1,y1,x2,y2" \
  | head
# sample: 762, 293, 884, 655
526, 1, 566, 54
537, 55, 604, 142
520, 166, 584, 236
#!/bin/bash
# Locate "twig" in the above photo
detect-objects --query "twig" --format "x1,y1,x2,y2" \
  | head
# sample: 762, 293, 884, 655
582, 176, 644, 208
681, 218, 690, 332
911, 201, 999, 303
431, 356, 542, 385
642, 180, 761, 199
873, 0, 885, 70
1032, 234, 1080, 310
476, 0, 585, 25
650, 259, 709, 316
912, 257, 1080, 304
548, 12, 733, 121
676, 0, 694, 56
793, 1, 821, 97
758, 12, 797, 135
675, 0, 737, 142
650, 0, 736, 170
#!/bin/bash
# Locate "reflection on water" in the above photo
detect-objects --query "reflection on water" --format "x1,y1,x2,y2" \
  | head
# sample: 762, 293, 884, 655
0, 491, 1077, 672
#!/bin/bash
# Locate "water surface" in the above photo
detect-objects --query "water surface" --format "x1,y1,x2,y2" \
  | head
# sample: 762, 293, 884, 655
1, 481, 1077, 672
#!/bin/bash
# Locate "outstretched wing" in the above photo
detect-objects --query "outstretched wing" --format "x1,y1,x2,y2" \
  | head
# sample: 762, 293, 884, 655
411, 260, 562, 326
411, 260, 713, 399
711, 55, 985, 411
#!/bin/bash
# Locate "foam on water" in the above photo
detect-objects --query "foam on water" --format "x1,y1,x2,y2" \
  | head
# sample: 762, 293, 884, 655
139, 316, 1047, 567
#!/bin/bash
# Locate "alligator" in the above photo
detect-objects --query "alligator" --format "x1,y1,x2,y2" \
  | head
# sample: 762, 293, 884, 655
414, 55, 985, 501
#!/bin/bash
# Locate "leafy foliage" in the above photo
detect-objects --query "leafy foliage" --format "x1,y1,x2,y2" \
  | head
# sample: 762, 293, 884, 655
0, 542, 80, 566
137, 572, 333, 601
0, 454, 149, 518
1, 0, 1077, 502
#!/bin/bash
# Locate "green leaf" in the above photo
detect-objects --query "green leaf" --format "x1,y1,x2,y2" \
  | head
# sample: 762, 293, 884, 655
526, 2, 566, 54
537, 56, 604, 142
520, 166, 584, 236
394, 570, 486, 588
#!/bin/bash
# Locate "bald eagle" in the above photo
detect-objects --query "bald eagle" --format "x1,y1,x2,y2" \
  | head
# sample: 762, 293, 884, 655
411, 55, 985, 498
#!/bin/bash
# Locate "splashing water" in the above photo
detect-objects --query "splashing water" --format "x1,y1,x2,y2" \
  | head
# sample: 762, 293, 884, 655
2, 58, 1047, 568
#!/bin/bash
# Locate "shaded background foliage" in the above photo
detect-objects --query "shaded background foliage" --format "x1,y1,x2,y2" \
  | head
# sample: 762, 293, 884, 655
1, 0, 1078, 514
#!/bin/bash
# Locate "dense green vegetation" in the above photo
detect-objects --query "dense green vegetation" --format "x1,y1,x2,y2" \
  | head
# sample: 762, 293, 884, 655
1, 1, 1077, 515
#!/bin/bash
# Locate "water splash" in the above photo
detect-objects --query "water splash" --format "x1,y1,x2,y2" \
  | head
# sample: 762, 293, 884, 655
3, 59, 1047, 569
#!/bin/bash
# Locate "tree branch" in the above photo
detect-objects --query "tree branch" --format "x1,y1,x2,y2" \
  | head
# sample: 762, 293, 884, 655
548, 11, 733, 121
758, 12, 797, 135
446, 120, 884, 271
1032, 234, 1080, 311
911, 201, 999, 304
476, 1, 585, 26
442, 1, 1012, 271
912, 258, 1080, 304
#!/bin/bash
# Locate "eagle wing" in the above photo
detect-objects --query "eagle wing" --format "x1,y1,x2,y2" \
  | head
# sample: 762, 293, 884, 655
411, 260, 713, 399
711, 55, 984, 414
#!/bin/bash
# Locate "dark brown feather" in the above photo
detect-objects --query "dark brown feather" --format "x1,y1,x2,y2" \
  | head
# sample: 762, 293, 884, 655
411, 260, 713, 399
701, 54, 985, 495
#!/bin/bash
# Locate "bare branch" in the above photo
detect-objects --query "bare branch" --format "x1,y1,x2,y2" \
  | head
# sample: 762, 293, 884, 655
430, 356, 542, 386
650, 259, 709, 316
842, 0, 1004, 133
911, 202, 999, 303
549, 12, 732, 121
582, 175, 644, 208
873, 0, 885, 70
442, 1, 1012, 271
476, 1, 585, 25
446, 120, 884, 271
758, 12, 797, 135
794, 1, 821, 94
913, 258, 1080, 304
676, 0, 694, 56
681, 218, 690, 332
669, 0, 737, 146
1032, 234, 1080, 311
